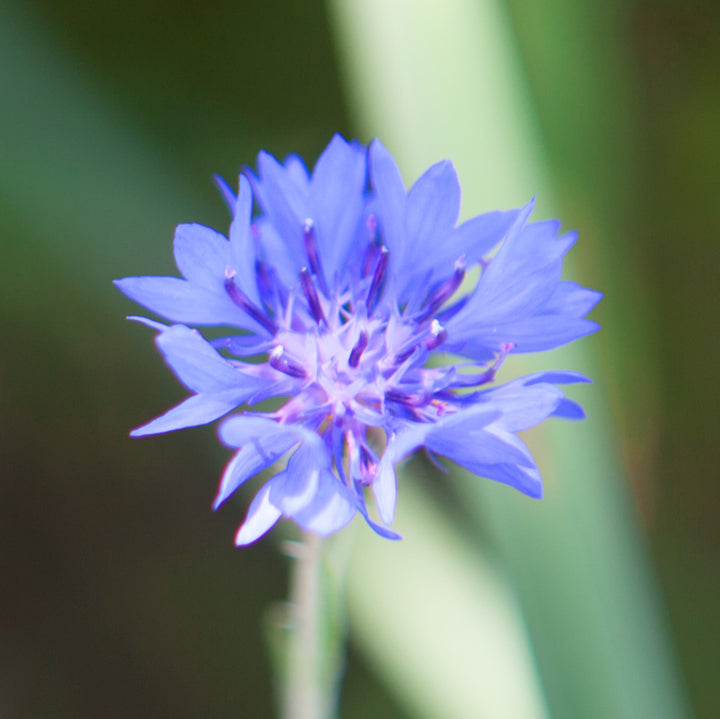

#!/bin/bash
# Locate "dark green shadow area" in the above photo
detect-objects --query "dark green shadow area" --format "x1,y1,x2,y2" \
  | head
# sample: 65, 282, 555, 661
0, 2, 377, 717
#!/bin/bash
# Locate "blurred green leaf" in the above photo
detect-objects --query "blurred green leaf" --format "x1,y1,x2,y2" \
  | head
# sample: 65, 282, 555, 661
347, 483, 551, 719
328, 1, 691, 718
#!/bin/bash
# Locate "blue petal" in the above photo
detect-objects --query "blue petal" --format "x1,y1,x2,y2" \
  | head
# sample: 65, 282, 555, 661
369, 139, 406, 257
424, 409, 533, 468
173, 223, 230, 289
374, 405, 504, 524
235, 482, 282, 546
442, 338, 497, 364
114, 276, 256, 329
211, 334, 273, 356
127, 315, 168, 332
293, 474, 356, 536
310, 134, 367, 279
128, 326, 276, 437
443, 206, 555, 326
229, 435, 357, 540
213, 174, 236, 216
269, 444, 323, 514
463, 428, 543, 498
393, 407, 544, 498
466, 459, 543, 497
256, 151, 309, 215
255, 150, 307, 261
448, 201, 577, 327
357, 501, 402, 540
229, 175, 261, 305
470, 234, 574, 324
155, 325, 269, 394
445, 213, 601, 358
373, 454, 398, 525
214, 418, 306, 508
521, 370, 592, 385
389, 159, 463, 298
491, 316, 601, 353
273, 448, 357, 535
553, 398, 586, 420
283, 153, 310, 191
544, 281, 603, 318
130, 390, 252, 437
406, 159, 461, 259
254, 217, 303, 289
372, 422, 438, 523
478, 382, 565, 433
449, 319, 596, 359
418, 208, 520, 278
219, 415, 321, 451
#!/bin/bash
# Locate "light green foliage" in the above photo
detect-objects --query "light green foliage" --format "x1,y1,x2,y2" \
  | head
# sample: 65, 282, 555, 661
328, 1, 691, 717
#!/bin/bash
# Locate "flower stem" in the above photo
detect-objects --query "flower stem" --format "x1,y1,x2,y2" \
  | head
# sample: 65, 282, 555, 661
283, 531, 332, 719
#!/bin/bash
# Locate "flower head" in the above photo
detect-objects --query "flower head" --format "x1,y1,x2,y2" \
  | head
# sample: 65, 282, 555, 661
116, 135, 601, 545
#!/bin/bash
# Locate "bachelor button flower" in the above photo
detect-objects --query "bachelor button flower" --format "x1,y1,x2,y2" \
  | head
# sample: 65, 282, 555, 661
115, 135, 601, 545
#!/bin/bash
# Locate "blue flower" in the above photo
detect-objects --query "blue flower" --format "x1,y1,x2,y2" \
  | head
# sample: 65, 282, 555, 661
116, 135, 601, 545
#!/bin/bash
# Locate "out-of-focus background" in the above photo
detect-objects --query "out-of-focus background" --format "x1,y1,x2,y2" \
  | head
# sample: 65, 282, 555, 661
1, 0, 717, 717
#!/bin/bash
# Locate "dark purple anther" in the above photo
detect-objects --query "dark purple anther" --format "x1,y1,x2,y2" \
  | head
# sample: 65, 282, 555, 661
393, 347, 415, 364
366, 246, 389, 313
303, 219, 328, 294
425, 319, 447, 351
385, 387, 431, 408
299, 267, 327, 326
420, 255, 466, 320
359, 443, 378, 485
225, 268, 278, 334
269, 345, 307, 379
348, 329, 369, 368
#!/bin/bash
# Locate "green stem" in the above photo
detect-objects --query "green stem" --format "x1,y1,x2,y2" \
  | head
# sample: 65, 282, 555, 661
283, 532, 327, 719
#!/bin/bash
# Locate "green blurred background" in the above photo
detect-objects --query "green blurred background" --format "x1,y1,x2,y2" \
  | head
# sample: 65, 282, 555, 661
1, 0, 718, 717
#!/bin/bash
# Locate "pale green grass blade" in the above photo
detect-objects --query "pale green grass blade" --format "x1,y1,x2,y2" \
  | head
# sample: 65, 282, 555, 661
328, 1, 691, 718
347, 483, 551, 719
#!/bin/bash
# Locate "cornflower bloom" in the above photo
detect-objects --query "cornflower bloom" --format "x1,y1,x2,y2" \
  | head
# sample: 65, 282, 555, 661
116, 135, 600, 545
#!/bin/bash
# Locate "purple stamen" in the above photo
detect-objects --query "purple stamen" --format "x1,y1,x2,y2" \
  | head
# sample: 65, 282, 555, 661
451, 342, 516, 388
299, 267, 327, 325
393, 321, 445, 364
385, 386, 432, 408
393, 347, 415, 364
349, 329, 369, 368
425, 319, 447, 351
303, 219, 328, 295
420, 255, 466, 320
269, 345, 307, 378
476, 342, 514, 384
225, 268, 278, 334
359, 444, 378, 485
367, 246, 389, 313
